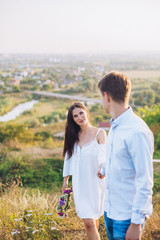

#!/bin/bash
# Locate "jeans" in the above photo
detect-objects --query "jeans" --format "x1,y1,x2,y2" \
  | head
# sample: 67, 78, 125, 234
104, 211, 145, 240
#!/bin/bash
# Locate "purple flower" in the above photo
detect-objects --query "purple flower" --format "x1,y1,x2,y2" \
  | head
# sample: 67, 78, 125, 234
58, 212, 64, 217
59, 199, 65, 206
64, 190, 70, 194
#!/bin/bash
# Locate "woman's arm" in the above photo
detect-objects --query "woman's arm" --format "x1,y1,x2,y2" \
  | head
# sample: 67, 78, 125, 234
96, 129, 107, 179
62, 152, 73, 192
62, 176, 70, 193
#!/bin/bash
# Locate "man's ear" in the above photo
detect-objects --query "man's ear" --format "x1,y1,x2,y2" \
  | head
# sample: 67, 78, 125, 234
104, 92, 111, 102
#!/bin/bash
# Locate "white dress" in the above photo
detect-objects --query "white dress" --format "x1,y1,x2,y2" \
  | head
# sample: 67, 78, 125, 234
63, 129, 106, 219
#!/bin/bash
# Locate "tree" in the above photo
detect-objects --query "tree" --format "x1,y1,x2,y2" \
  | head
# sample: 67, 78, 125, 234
12, 85, 21, 93
138, 104, 160, 156
146, 90, 155, 105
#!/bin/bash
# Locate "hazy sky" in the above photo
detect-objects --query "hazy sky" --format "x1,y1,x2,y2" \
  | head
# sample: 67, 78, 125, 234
0, 0, 160, 54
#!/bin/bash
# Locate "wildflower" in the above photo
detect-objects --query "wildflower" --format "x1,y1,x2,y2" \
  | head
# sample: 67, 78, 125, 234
63, 190, 70, 194
57, 186, 72, 217
32, 229, 39, 234
11, 230, 20, 235
58, 212, 63, 217
64, 186, 72, 194
14, 218, 23, 222
51, 227, 56, 230
25, 214, 32, 217
59, 199, 65, 206
44, 212, 54, 216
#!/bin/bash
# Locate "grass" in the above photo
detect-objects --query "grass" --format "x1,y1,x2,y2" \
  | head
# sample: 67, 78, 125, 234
0, 153, 159, 239
0, 154, 64, 190
0, 93, 160, 239
142, 194, 160, 240
0, 148, 159, 240
125, 70, 160, 79
0, 176, 160, 240
0, 93, 28, 115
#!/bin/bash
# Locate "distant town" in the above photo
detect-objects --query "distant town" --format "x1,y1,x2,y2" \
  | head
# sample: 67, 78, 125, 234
0, 53, 160, 106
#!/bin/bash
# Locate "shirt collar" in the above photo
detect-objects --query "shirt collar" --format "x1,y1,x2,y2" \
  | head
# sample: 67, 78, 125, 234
110, 106, 133, 128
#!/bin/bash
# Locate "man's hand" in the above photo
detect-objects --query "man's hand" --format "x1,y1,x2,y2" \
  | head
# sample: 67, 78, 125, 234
125, 223, 141, 240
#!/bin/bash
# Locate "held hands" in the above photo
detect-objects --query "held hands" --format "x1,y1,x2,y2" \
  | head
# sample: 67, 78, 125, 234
97, 170, 105, 179
97, 164, 105, 179
125, 223, 141, 240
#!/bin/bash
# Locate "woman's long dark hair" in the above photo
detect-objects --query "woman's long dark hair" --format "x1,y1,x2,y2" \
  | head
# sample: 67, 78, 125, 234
63, 102, 89, 159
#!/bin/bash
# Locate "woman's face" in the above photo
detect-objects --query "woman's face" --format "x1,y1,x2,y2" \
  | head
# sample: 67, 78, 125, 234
72, 107, 88, 126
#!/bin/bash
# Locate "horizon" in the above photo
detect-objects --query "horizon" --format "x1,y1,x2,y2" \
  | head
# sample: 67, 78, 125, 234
1, 50, 160, 56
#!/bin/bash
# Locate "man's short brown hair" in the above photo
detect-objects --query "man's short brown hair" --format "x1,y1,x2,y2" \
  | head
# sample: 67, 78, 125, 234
98, 71, 131, 103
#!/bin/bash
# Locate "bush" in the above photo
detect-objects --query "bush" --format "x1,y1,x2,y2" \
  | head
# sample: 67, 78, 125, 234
0, 151, 64, 189
34, 131, 51, 141
25, 118, 40, 128
39, 112, 61, 124
0, 124, 34, 143
138, 104, 160, 157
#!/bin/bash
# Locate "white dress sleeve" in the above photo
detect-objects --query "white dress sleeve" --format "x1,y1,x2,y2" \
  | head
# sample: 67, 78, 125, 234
63, 152, 73, 177
97, 143, 107, 167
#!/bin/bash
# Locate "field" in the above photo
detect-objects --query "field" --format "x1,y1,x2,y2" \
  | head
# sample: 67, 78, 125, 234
0, 162, 159, 240
0, 68, 160, 239
125, 70, 160, 79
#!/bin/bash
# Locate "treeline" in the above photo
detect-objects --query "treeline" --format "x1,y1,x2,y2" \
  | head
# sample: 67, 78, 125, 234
138, 104, 160, 158
0, 104, 159, 157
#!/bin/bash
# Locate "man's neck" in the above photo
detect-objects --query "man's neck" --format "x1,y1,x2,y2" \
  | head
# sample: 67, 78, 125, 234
110, 102, 129, 120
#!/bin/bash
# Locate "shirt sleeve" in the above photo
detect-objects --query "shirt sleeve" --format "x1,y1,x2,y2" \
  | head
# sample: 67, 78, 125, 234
128, 129, 154, 224
63, 152, 73, 177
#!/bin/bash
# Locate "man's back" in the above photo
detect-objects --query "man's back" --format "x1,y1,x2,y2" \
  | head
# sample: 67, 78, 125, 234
104, 107, 154, 224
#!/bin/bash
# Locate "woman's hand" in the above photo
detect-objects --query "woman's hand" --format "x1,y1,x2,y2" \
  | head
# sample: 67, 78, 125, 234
62, 177, 69, 193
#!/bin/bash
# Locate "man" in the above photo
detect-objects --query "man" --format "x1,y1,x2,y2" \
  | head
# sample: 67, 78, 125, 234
98, 72, 154, 240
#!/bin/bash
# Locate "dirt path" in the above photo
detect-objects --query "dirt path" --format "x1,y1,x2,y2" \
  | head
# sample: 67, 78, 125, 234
12, 147, 63, 159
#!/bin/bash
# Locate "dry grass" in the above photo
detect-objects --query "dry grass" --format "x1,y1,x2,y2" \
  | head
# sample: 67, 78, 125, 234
0, 179, 87, 239
142, 194, 160, 240
125, 70, 160, 79
0, 178, 159, 240
12, 147, 63, 159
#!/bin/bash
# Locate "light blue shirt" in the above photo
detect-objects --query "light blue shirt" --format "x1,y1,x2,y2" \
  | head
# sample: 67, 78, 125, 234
101, 107, 154, 224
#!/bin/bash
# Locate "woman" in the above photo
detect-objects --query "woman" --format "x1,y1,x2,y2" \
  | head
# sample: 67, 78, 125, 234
62, 102, 106, 240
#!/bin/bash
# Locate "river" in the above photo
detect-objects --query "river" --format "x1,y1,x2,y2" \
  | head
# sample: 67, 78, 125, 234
0, 100, 38, 122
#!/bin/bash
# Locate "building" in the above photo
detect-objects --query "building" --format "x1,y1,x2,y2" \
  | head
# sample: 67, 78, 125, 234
98, 121, 111, 131
10, 78, 20, 86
